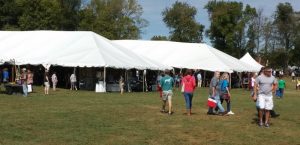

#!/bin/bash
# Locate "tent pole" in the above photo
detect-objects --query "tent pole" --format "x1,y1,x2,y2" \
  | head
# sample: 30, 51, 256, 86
104, 67, 106, 92
142, 70, 145, 92
145, 70, 148, 92
203, 71, 206, 87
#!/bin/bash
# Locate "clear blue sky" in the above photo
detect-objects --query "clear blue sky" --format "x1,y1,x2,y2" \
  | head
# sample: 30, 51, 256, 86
138, 0, 300, 43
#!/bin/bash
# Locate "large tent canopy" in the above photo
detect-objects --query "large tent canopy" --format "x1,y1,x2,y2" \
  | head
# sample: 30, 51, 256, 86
0, 31, 170, 70
113, 40, 258, 72
240, 52, 263, 72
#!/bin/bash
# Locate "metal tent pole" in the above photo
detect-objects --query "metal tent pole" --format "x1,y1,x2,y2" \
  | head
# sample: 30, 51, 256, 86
104, 67, 106, 92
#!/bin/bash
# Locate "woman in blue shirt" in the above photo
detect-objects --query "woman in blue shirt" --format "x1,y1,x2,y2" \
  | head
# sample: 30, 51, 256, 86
220, 73, 234, 115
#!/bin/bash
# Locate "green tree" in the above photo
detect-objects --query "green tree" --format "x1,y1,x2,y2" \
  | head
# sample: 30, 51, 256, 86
244, 5, 258, 56
0, 0, 22, 30
18, 0, 61, 30
162, 1, 204, 43
57, 0, 81, 30
274, 2, 298, 69
205, 1, 245, 57
151, 35, 168, 40
79, 0, 148, 39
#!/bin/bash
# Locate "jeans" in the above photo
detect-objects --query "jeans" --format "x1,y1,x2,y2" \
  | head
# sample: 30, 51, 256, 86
215, 95, 225, 113
22, 84, 28, 97
277, 88, 284, 98
224, 99, 231, 112
183, 92, 193, 109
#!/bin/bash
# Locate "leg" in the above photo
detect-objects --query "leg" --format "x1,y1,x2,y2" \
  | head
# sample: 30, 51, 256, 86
161, 100, 166, 112
265, 110, 270, 124
226, 99, 231, 112
183, 93, 190, 114
207, 107, 214, 114
190, 93, 193, 114
216, 99, 225, 113
22, 84, 28, 97
168, 98, 172, 114
259, 109, 264, 125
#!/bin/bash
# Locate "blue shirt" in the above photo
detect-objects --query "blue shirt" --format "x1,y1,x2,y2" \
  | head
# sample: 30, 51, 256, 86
160, 75, 174, 91
3, 70, 9, 79
220, 79, 229, 92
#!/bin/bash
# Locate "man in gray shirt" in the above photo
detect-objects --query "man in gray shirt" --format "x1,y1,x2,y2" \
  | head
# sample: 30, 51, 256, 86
254, 67, 277, 127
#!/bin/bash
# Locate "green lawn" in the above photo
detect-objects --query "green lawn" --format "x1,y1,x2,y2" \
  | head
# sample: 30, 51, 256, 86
0, 78, 299, 145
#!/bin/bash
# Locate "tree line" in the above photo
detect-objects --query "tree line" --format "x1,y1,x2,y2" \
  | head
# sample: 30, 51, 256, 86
0, 0, 299, 69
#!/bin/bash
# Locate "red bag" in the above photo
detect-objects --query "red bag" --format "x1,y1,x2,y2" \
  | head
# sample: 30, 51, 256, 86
207, 98, 217, 108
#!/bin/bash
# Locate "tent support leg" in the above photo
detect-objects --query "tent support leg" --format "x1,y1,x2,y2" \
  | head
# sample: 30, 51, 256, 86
104, 67, 106, 92
203, 71, 206, 87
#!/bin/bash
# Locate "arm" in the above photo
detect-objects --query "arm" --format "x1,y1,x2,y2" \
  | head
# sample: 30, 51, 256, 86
192, 77, 196, 89
253, 81, 258, 101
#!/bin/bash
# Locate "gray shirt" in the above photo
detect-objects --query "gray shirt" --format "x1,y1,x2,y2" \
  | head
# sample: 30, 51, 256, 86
209, 77, 220, 96
256, 74, 277, 96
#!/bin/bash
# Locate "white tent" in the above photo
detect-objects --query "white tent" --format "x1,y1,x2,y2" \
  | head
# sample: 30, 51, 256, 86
0, 31, 170, 70
113, 40, 257, 72
240, 52, 263, 72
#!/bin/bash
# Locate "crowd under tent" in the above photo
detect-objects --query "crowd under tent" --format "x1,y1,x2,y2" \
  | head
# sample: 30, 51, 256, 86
239, 52, 263, 72
113, 40, 258, 73
0, 31, 171, 92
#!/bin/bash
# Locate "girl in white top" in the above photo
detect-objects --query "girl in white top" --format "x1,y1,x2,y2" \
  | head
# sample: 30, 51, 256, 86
51, 72, 58, 91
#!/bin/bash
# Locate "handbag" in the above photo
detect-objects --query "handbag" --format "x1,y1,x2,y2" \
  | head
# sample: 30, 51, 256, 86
27, 84, 32, 93
181, 83, 185, 93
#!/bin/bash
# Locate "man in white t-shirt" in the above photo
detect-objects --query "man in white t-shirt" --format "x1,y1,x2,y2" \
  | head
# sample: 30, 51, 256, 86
254, 67, 277, 128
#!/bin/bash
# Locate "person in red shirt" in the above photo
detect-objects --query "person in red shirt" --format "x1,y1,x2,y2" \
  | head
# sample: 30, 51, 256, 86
182, 69, 196, 116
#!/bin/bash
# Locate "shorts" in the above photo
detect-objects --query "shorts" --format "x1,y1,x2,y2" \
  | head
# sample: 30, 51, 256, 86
257, 94, 273, 110
162, 90, 173, 101
44, 82, 50, 87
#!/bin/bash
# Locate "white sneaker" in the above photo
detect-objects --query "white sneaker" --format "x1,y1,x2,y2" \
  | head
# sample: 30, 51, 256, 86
227, 111, 235, 115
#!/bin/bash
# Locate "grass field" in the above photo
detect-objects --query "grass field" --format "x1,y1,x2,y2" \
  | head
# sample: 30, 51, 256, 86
0, 77, 299, 145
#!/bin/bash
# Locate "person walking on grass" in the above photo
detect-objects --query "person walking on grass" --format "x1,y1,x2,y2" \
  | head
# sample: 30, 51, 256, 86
182, 69, 196, 116
197, 71, 202, 87
207, 71, 226, 115
20, 68, 28, 97
220, 73, 234, 115
291, 71, 295, 82
51, 72, 58, 91
160, 70, 174, 115
44, 71, 50, 95
276, 76, 286, 99
70, 73, 77, 90
254, 67, 277, 128
119, 75, 124, 95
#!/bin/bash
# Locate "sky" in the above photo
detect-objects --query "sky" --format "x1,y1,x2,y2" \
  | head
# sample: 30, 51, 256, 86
138, 0, 300, 43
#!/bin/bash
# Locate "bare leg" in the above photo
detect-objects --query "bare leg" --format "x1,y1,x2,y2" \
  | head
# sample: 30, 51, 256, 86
161, 100, 166, 111
168, 99, 172, 114
265, 110, 270, 124
259, 109, 264, 124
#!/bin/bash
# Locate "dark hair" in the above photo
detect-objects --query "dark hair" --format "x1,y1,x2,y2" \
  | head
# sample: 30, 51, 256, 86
264, 66, 272, 71
164, 69, 170, 75
258, 67, 265, 75
185, 69, 192, 76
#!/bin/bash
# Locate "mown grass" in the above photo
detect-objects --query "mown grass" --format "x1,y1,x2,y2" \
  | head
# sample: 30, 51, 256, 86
0, 77, 299, 145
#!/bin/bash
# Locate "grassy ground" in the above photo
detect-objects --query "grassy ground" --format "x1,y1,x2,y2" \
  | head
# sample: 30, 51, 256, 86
0, 77, 299, 145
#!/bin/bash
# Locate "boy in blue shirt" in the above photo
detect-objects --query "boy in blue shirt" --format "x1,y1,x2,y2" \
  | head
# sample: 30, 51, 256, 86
160, 70, 174, 115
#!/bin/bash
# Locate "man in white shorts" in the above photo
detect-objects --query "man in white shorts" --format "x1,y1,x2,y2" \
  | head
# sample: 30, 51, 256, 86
160, 70, 174, 115
254, 67, 277, 128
